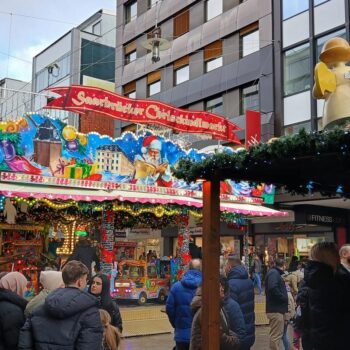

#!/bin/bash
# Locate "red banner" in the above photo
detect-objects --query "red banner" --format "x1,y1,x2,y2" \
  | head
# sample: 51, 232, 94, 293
45, 86, 241, 144
245, 110, 261, 149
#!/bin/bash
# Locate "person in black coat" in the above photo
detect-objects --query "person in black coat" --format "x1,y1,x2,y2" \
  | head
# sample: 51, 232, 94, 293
66, 236, 100, 276
88, 273, 123, 332
0, 272, 28, 350
265, 258, 288, 350
225, 257, 255, 350
301, 242, 341, 350
19, 260, 103, 350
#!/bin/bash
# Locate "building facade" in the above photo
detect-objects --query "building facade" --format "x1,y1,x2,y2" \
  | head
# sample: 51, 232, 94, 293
115, 0, 274, 144
32, 9, 116, 135
0, 78, 31, 121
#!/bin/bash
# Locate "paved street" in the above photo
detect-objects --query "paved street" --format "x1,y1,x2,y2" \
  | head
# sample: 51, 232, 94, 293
120, 326, 270, 349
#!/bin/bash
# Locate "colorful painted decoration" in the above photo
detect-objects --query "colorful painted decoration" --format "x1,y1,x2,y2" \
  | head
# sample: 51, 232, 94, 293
0, 114, 274, 202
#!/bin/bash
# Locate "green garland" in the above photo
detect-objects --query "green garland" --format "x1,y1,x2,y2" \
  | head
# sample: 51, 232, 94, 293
173, 128, 350, 197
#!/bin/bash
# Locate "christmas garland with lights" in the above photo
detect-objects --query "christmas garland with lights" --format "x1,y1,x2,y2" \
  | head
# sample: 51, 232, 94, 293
173, 128, 350, 197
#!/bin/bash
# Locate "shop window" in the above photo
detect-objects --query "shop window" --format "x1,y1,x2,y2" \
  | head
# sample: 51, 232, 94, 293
204, 40, 223, 72
205, 95, 223, 115
316, 28, 346, 60
283, 0, 308, 20
283, 43, 310, 96
123, 80, 136, 97
125, 0, 137, 24
174, 56, 190, 85
240, 23, 259, 58
174, 9, 189, 38
206, 0, 223, 21
241, 83, 259, 114
92, 21, 101, 35
147, 71, 161, 96
284, 121, 311, 135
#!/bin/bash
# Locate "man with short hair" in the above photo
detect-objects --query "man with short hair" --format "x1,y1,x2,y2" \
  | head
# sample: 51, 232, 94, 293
265, 258, 288, 350
19, 260, 103, 350
166, 259, 202, 350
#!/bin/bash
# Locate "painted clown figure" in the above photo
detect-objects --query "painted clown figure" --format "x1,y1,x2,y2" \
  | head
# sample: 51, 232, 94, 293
134, 135, 172, 187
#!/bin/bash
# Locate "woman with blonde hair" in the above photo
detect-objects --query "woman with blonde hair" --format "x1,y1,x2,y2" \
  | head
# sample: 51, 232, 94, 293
99, 309, 121, 350
298, 242, 342, 350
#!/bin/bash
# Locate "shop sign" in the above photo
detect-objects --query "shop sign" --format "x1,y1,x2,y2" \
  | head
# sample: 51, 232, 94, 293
306, 214, 345, 226
45, 86, 241, 143
115, 241, 137, 247
126, 228, 161, 239
189, 227, 203, 236
114, 230, 126, 238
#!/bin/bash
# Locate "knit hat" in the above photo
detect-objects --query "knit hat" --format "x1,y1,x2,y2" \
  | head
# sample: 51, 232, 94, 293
141, 136, 162, 154
0, 271, 27, 297
40, 271, 64, 291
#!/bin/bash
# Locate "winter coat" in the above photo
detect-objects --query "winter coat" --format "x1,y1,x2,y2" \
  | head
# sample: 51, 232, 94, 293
265, 267, 288, 314
166, 269, 202, 343
302, 261, 339, 350
284, 291, 296, 322
0, 288, 27, 350
227, 265, 255, 348
189, 290, 240, 350
283, 272, 300, 295
223, 295, 246, 345
18, 287, 103, 350
24, 289, 50, 317
100, 299, 123, 333
336, 264, 350, 349
67, 243, 100, 275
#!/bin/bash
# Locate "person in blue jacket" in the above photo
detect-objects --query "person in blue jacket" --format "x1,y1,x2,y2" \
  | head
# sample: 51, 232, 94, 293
166, 259, 202, 350
220, 276, 247, 348
225, 256, 255, 350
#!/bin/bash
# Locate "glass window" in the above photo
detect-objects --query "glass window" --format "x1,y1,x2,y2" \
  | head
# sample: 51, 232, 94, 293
206, 0, 223, 21
148, 80, 161, 96
241, 30, 259, 57
283, 43, 310, 96
205, 96, 223, 115
125, 1, 137, 24
283, 0, 309, 20
316, 28, 346, 60
127, 91, 136, 99
125, 50, 137, 65
175, 65, 189, 85
149, 0, 158, 8
205, 56, 223, 72
241, 83, 259, 114
92, 21, 101, 35
284, 121, 311, 135
314, 0, 328, 5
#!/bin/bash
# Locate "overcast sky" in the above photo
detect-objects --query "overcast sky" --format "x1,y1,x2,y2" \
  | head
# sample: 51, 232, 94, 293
0, 0, 116, 82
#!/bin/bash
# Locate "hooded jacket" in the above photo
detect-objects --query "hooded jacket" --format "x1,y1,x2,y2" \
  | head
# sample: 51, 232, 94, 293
0, 288, 27, 350
88, 274, 123, 332
18, 287, 103, 350
189, 288, 240, 350
166, 269, 202, 343
227, 265, 255, 348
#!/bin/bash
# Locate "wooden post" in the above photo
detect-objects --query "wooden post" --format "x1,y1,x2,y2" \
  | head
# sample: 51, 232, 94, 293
202, 180, 220, 350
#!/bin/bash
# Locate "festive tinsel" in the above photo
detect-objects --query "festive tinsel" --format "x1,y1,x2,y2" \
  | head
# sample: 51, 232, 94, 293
173, 128, 350, 197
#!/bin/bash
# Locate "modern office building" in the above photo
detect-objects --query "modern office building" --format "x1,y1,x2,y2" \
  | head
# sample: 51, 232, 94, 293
115, 0, 274, 145
273, 0, 350, 135
32, 9, 116, 135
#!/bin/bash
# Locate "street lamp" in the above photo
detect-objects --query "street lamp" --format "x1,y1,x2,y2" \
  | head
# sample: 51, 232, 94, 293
142, 27, 170, 63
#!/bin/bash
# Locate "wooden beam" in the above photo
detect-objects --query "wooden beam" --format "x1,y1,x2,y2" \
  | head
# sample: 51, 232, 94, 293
201, 179, 220, 350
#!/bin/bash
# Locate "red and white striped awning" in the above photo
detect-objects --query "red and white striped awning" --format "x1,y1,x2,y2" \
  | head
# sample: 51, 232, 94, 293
0, 182, 287, 217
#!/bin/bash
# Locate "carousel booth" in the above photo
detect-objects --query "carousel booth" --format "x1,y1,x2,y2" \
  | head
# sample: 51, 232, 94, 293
0, 88, 286, 298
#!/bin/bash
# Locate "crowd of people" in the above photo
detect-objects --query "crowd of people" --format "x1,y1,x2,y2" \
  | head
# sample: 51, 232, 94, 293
166, 242, 350, 350
0, 260, 122, 350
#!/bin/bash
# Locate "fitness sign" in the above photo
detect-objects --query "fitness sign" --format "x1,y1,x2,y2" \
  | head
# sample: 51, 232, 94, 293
45, 85, 241, 144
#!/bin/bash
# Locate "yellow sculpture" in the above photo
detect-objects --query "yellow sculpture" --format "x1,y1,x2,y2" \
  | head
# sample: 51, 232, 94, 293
313, 37, 350, 129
